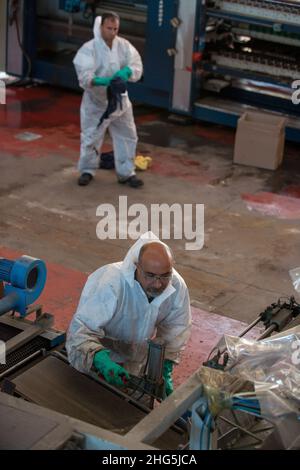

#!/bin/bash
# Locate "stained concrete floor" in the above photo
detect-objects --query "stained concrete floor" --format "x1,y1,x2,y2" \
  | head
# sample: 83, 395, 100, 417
1, 84, 300, 381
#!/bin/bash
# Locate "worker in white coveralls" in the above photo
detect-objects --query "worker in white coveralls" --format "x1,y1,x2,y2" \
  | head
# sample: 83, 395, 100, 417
73, 12, 144, 188
66, 232, 192, 397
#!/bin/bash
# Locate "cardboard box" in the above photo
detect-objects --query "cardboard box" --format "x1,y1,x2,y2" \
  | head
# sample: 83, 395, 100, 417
233, 111, 286, 170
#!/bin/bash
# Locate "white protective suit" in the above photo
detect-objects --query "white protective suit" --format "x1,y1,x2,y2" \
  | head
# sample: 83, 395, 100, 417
73, 16, 143, 179
66, 233, 192, 376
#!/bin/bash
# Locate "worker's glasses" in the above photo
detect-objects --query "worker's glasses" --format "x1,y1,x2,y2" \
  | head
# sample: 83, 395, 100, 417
138, 265, 173, 283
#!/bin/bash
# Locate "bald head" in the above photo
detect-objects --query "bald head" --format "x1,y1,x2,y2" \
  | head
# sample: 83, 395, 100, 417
136, 242, 174, 299
138, 242, 173, 270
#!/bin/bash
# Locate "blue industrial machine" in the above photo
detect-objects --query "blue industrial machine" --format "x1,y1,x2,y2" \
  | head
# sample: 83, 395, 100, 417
0, 255, 65, 385
4, 0, 300, 138
0, 255, 47, 317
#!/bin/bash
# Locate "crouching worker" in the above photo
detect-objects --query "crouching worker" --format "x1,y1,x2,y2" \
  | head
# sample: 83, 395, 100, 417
66, 232, 192, 397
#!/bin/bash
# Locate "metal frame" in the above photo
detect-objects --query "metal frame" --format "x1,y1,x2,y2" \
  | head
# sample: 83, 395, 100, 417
125, 370, 203, 446
0, 362, 278, 450
0, 303, 61, 351
0, 390, 155, 450
1, 362, 205, 450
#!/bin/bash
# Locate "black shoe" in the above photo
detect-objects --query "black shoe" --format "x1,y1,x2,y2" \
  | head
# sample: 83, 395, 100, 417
78, 173, 93, 186
119, 175, 144, 188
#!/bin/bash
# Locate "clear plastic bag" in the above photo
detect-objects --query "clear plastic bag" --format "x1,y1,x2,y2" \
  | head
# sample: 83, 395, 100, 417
197, 366, 253, 417
289, 267, 300, 294
224, 327, 300, 418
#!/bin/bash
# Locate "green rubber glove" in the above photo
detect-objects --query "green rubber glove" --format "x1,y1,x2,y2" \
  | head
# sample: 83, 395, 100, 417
93, 349, 129, 387
113, 66, 133, 81
92, 76, 112, 87
163, 359, 174, 397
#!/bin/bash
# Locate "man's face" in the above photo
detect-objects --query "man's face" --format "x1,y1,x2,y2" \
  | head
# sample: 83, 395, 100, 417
101, 18, 120, 46
135, 257, 173, 299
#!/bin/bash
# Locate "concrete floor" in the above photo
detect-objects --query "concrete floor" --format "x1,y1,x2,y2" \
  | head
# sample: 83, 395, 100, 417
1, 84, 300, 385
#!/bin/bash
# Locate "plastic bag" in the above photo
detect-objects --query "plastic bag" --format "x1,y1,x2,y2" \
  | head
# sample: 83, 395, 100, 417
289, 267, 300, 294
198, 366, 253, 417
224, 327, 300, 418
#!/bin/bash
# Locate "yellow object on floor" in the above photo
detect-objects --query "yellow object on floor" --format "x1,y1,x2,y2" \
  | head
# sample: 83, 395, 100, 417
135, 155, 152, 171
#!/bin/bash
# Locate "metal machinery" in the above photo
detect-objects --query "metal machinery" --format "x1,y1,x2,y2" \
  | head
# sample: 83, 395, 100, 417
197, 0, 300, 143
0, 255, 65, 389
5, 0, 300, 142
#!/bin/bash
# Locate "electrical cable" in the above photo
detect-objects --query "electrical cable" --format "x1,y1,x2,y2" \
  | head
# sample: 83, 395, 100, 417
14, 10, 32, 78
8, 0, 32, 86
199, 410, 212, 450
232, 405, 261, 418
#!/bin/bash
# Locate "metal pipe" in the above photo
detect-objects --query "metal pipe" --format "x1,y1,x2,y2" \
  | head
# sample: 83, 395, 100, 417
218, 416, 264, 444
0, 292, 19, 317
50, 350, 70, 364
257, 324, 277, 340
0, 348, 46, 380
238, 316, 262, 338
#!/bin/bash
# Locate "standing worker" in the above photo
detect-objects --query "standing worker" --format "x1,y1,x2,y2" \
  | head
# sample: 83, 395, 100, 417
73, 13, 144, 188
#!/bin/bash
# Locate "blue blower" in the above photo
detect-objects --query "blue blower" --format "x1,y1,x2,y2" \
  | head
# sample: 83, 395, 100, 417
0, 256, 47, 317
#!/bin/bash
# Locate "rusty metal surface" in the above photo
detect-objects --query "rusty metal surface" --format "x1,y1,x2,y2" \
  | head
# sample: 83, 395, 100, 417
12, 356, 184, 449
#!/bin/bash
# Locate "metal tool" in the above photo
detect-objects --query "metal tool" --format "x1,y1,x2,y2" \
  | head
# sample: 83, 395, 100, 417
203, 296, 300, 370
126, 339, 166, 408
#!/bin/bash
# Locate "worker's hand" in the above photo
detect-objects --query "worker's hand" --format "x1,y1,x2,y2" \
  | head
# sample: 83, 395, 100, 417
92, 76, 112, 87
162, 359, 174, 397
93, 349, 130, 387
113, 66, 133, 82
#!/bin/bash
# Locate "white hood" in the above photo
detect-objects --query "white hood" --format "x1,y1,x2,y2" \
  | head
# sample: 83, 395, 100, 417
121, 231, 170, 275
93, 16, 103, 42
